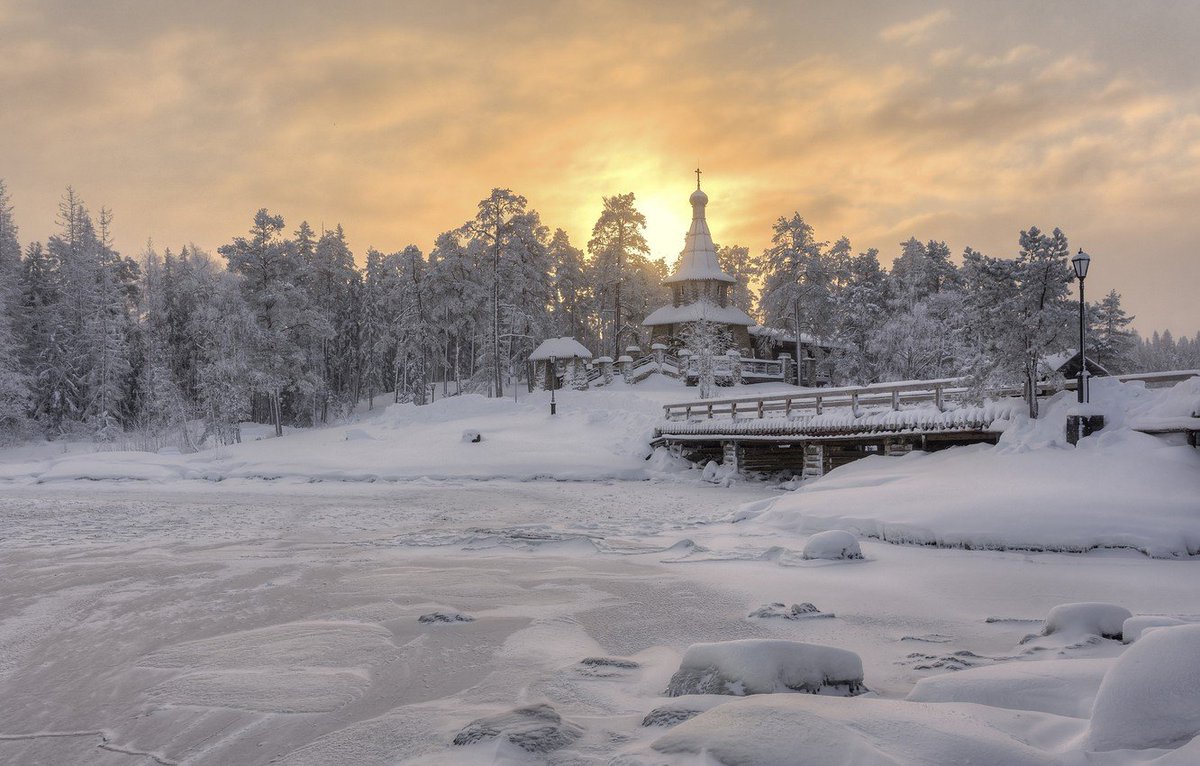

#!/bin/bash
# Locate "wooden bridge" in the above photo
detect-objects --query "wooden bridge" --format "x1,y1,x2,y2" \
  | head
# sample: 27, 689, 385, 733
653, 370, 1200, 476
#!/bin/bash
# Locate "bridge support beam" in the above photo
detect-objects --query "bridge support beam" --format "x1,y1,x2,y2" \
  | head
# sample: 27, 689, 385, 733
884, 437, 913, 457
803, 444, 824, 480
722, 441, 741, 474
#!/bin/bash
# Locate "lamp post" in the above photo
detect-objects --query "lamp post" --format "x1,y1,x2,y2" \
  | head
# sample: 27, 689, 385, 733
1071, 248, 1091, 404
549, 355, 557, 415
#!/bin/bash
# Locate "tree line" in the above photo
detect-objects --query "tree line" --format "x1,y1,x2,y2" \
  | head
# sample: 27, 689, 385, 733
0, 179, 1188, 445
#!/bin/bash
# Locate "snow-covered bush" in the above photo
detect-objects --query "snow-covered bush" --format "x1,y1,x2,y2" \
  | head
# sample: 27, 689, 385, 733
665, 639, 865, 696
1041, 602, 1131, 640
1088, 624, 1200, 751
802, 530, 863, 560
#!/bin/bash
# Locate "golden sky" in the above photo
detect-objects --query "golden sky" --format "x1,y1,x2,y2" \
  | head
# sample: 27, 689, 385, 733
2, 1, 1198, 334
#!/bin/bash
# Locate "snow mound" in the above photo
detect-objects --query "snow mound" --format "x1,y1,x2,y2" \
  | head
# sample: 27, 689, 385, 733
1123, 616, 1187, 643
452, 703, 583, 753
742, 379, 1200, 558
665, 639, 865, 697
1042, 602, 1131, 641
1088, 624, 1200, 751
748, 602, 834, 620
802, 530, 863, 560
643, 695, 1053, 766
906, 658, 1112, 718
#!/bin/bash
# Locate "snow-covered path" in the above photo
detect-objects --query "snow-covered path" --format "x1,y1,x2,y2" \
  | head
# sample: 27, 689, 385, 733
1, 480, 1196, 764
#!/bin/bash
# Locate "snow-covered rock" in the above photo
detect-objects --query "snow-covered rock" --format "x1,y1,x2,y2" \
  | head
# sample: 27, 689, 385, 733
665, 639, 865, 697
460, 429, 482, 443
1088, 624, 1200, 751
748, 602, 834, 620
1122, 615, 1187, 643
641, 695, 731, 727
1041, 602, 1131, 641
802, 530, 863, 560
452, 703, 583, 753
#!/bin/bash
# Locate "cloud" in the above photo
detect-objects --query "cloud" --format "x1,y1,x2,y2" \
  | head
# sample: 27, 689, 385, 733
880, 9, 952, 46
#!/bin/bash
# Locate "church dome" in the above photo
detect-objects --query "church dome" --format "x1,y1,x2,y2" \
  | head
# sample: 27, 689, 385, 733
689, 188, 709, 207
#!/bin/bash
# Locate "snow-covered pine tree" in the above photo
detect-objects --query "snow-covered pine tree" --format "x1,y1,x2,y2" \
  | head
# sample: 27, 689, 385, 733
0, 181, 31, 438
463, 189, 547, 397
754, 214, 831, 363
549, 228, 589, 341
1089, 289, 1136, 373
426, 228, 487, 395
830, 248, 890, 383
587, 193, 651, 358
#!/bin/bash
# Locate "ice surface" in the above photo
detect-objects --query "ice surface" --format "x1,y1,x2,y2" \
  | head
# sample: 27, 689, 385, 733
1088, 624, 1200, 751
802, 529, 864, 560
665, 639, 865, 696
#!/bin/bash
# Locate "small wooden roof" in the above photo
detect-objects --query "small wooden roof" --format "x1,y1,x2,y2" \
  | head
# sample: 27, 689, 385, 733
529, 337, 593, 361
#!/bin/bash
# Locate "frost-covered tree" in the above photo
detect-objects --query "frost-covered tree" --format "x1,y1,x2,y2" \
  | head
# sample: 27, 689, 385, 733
717, 243, 756, 315
830, 248, 890, 383
681, 319, 732, 400
755, 214, 832, 364
426, 229, 486, 395
1006, 227, 1074, 416
463, 189, 549, 397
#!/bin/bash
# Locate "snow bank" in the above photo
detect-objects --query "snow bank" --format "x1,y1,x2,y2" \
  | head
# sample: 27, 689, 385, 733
665, 639, 865, 696
1088, 624, 1200, 751
802, 530, 863, 560
742, 379, 1200, 557
1, 380, 760, 484
906, 658, 1112, 718
1042, 602, 1131, 641
1123, 616, 1187, 643
642, 695, 1056, 766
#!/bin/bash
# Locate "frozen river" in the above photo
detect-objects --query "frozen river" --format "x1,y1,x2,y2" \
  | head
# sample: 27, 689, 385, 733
0, 479, 1196, 764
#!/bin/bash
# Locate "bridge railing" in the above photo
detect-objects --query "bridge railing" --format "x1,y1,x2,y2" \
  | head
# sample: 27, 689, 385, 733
661, 369, 1199, 422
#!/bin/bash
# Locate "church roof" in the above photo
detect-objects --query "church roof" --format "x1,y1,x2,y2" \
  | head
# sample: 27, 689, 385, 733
664, 183, 736, 284
643, 300, 755, 328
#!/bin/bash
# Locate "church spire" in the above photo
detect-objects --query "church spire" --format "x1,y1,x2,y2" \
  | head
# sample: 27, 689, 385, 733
666, 172, 733, 284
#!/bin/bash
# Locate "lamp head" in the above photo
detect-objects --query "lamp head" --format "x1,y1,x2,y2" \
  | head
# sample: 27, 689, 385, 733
1071, 248, 1091, 280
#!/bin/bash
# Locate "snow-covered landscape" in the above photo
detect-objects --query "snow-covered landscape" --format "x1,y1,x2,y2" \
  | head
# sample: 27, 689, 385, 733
1, 377, 1198, 765
4, 3, 1200, 764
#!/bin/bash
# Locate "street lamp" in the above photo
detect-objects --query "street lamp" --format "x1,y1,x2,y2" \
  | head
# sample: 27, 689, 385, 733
1071, 248, 1091, 404
549, 355, 557, 415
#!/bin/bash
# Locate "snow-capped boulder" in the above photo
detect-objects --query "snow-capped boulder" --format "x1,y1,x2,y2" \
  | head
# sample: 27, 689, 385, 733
1122, 615, 1186, 644
642, 695, 731, 727
748, 602, 834, 620
418, 611, 474, 624
1041, 602, 1131, 640
802, 530, 863, 560
452, 703, 582, 753
1088, 623, 1200, 751
665, 639, 865, 697
461, 429, 482, 443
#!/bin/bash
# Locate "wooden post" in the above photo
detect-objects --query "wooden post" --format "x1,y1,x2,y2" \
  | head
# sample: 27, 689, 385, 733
684, 405, 692, 420
731, 402, 738, 420
785, 397, 792, 417
934, 384, 944, 412
851, 392, 861, 417
815, 395, 823, 415
707, 403, 713, 419
891, 389, 900, 410
757, 400, 764, 418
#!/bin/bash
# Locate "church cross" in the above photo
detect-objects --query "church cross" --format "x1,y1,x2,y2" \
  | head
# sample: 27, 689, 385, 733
694, 166, 702, 189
